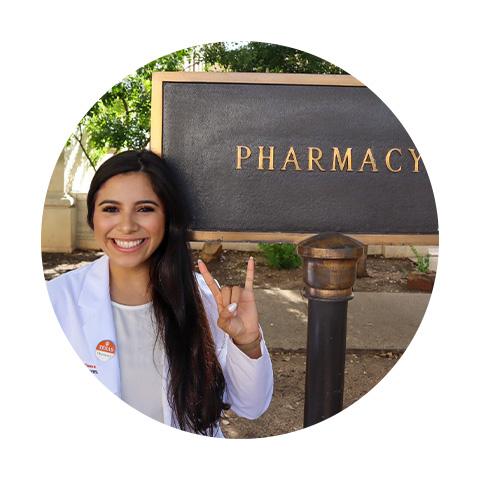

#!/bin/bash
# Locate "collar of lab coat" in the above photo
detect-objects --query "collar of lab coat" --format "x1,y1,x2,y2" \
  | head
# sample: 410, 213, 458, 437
78, 255, 121, 397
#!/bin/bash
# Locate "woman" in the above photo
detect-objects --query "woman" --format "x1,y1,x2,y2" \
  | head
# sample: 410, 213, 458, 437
47, 150, 273, 437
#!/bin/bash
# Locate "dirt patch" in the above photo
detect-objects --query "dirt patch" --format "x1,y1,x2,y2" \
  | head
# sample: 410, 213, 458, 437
43, 249, 420, 292
43, 250, 104, 281
191, 250, 420, 293
221, 350, 401, 438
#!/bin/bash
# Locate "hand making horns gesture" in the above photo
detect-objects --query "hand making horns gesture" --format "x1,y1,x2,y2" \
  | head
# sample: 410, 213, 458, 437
198, 256, 261, 357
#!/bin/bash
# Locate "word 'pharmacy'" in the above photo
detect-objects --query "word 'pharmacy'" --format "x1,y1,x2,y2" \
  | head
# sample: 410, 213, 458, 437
236, 146, 423, 173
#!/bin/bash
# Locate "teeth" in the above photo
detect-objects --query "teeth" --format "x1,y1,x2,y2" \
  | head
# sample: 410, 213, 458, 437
113, 239, 144, 249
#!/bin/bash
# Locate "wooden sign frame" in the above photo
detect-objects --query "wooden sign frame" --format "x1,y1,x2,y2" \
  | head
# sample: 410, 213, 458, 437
150, 72, 438, 246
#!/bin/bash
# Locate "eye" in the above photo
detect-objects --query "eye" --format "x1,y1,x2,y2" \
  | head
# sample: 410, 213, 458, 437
101, 206, 119, 213
137, 206, 155, 212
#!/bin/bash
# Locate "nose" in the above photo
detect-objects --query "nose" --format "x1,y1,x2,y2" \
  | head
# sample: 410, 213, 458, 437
117, 211, 139, 234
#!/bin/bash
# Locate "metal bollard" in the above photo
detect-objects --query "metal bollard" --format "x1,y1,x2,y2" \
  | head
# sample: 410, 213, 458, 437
297, 233, 364, 427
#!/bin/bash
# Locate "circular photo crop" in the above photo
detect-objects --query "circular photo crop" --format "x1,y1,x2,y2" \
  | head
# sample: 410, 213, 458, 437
42, 41, 438, 438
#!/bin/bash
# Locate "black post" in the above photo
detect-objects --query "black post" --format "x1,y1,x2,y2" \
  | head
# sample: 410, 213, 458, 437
304, 298, 349, 425
298, 233, 363, 428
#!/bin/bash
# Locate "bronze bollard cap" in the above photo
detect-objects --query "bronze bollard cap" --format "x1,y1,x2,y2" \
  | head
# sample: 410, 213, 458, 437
297, 233, 364, 300
297, 232, 365, 260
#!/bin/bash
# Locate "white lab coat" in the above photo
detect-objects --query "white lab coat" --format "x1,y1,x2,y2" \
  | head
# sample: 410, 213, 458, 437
47, 255, 273, 437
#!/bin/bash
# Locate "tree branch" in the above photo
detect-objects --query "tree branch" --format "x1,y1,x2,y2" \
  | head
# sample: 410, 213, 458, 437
73, 133, 97, 171
142, 135, 151, 150
121, 97, 130, 119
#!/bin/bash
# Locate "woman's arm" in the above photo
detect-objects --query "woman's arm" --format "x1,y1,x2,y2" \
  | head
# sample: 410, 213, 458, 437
196, 258, 274, 419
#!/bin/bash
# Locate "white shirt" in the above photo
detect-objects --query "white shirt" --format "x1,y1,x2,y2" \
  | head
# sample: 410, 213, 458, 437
111, 301, 164, 422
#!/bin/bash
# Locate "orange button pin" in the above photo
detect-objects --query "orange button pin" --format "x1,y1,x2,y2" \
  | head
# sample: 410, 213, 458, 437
95, 340, 116, 362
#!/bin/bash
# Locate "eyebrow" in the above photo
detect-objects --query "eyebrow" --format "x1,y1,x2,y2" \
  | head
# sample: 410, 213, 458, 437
98, 199, 161, 206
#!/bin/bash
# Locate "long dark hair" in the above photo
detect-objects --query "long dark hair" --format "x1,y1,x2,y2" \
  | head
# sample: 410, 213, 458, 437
87, 150, 227, 435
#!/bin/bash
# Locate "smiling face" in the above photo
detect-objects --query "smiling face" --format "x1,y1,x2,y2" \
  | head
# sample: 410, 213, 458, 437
92, 172, 166, 272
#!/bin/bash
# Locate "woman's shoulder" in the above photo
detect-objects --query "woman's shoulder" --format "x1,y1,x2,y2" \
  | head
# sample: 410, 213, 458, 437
193, 271, 219, 315
194, 271, 220, 297
47, 255, 108, 299
194, 271, 208, 291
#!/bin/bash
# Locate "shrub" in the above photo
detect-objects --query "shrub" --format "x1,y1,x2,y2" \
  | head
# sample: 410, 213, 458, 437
410, 245, 430, 273
258, 243, 302, 269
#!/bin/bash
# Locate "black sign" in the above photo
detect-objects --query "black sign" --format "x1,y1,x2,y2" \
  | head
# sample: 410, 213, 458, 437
151, 73, 438, 236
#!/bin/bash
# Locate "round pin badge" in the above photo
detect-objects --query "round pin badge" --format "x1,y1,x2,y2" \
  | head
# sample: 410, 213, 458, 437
95, 340, 116, 362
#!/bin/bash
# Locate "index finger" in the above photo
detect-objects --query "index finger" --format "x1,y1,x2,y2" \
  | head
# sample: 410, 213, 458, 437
198, 259, 223, 308
244, 256, 255, 290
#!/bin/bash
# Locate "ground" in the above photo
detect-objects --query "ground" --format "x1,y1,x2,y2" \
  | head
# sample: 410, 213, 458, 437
42, 249, 424, 438
43, 249, 418, 293
193, 249, 417, 293
221, 350, 401, 438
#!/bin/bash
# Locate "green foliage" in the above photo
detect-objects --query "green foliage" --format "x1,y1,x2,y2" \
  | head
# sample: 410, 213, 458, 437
201, 42, 346, 74
73, 50, 191, 167
259, 243, 302, 270
71, 42, 344, 167
410, 246, 430, 273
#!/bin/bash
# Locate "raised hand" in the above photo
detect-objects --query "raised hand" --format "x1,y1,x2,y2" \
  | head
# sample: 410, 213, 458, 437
198, 256, 261, 350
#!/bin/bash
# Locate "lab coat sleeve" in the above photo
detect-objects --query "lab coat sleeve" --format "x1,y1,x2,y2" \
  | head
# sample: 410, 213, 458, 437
195, 273, 274, 420
221, 329, 274, 419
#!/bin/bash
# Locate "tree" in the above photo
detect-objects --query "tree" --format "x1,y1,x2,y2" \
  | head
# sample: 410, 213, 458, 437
71, 50, 191, 168
201, 42, 346, 74
70, 43, 344, 167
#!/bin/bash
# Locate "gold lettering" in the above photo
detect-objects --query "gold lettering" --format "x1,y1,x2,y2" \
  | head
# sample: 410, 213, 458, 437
237, 145, 412, 174
236, 146, 251, 170
408, 148, 422, 173
281, 146, 302, 171
258, 146, 275, 171
359, 148, 379, 172
331, 147, 353, 171
308, 147, 324, 171
385, 148, 402, 173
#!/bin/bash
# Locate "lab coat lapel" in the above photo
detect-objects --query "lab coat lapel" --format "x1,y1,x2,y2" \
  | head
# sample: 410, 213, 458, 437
78, 255, 121, 397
